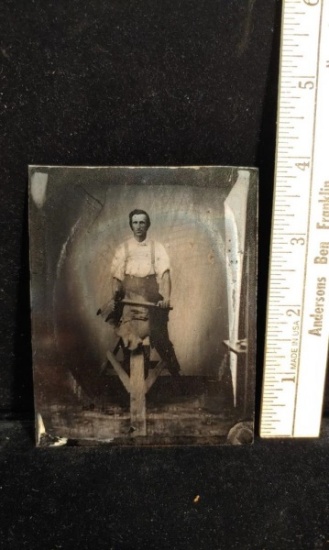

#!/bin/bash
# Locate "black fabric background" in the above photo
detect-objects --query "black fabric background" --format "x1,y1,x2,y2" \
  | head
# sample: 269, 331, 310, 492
1, 0, 279, 414
2, 1, 329, 548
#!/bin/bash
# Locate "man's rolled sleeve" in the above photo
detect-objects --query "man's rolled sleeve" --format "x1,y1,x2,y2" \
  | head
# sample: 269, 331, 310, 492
155, 242, 170, 278
110, 244, 125, 281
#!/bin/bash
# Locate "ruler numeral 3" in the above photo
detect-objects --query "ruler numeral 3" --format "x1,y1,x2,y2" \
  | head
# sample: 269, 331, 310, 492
290, 237, 305, 245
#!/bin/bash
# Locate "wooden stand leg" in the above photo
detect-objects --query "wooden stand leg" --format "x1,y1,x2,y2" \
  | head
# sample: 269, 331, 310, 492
130, 349, 147, 436
106, 345, 165, 437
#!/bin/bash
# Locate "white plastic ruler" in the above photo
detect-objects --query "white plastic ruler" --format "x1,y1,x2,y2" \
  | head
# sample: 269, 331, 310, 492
261, 0, 329, 437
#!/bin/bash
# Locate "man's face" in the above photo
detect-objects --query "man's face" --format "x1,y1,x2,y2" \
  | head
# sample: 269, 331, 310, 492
131, 214, 148, 241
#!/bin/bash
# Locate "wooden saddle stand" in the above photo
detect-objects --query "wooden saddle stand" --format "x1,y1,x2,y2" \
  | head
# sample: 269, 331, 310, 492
105, 299, 172, 437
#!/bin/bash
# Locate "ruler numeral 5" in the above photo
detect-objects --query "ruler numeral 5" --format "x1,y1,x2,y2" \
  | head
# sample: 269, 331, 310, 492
298, 80, 315, 90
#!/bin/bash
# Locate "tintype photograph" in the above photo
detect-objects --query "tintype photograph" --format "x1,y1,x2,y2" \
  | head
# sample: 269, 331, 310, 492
29, 166, 258, 446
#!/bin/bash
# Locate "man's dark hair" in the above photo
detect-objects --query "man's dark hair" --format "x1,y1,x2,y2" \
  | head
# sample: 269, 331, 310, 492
129, 209, 151, 230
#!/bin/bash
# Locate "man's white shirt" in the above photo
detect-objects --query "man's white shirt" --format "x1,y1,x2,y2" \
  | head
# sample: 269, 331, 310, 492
111, 237, 170, 281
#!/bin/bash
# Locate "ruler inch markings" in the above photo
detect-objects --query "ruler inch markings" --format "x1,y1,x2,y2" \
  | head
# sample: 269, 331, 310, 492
292, 0, 329, 437
261, 0, 329, 439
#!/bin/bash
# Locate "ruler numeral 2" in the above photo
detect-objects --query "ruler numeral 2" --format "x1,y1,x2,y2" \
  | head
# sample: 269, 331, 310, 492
286, 308, 301, 317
